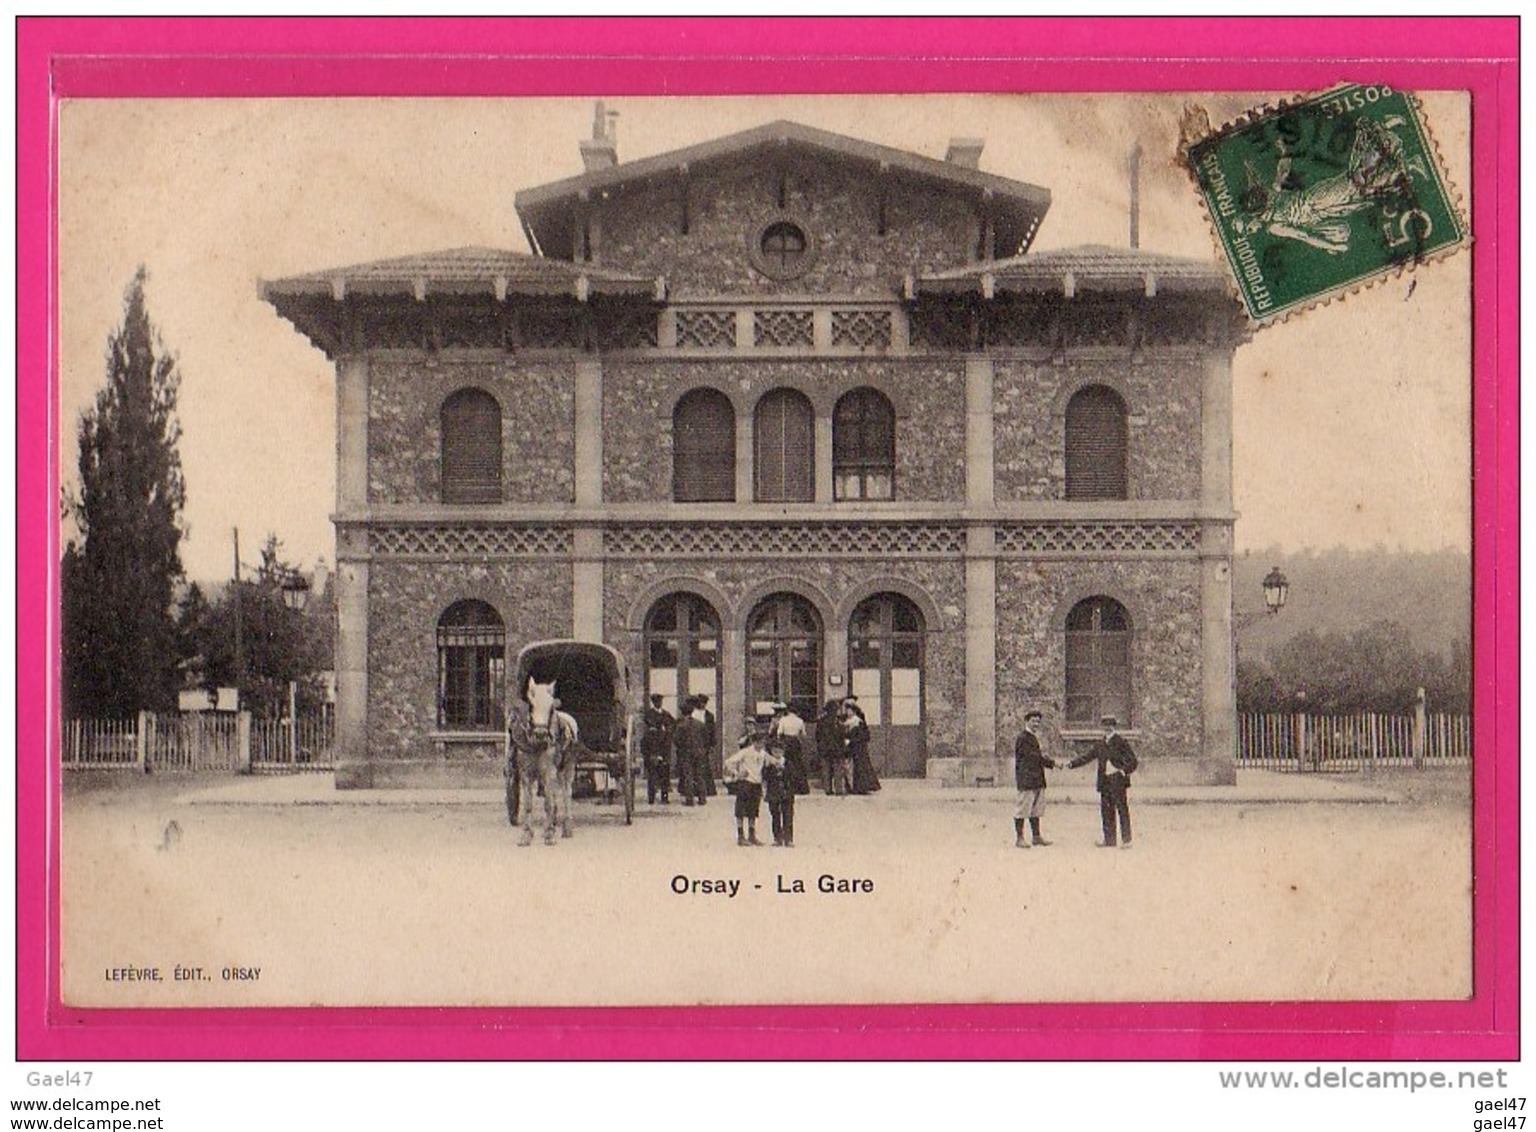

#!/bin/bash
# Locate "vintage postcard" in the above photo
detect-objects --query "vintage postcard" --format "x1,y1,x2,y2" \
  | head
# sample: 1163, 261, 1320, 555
53, 89, 1476, 1005
21, 18, 1515, 1064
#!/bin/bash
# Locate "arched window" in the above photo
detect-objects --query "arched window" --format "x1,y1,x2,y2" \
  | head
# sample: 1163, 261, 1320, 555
440, 388, 503, 504
833, 388, 896, 501
644, 592, 722, 718
747, 593, 823, 722
1065, 596, 1132, 728
437, 600, 505, 730
672, 388, 736, 502
1064, 385, 1129, 501
754, 388, 814, 503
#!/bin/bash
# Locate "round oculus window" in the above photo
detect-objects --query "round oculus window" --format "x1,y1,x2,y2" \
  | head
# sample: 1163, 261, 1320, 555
751, 219, 815, 281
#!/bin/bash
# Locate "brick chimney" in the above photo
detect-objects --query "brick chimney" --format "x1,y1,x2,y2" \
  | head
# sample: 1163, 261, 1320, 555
945, 137, 984, 169
579, 100, 619, 172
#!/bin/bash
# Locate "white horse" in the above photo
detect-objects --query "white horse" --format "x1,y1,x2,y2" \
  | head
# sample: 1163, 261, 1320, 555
507, 676, 579, 846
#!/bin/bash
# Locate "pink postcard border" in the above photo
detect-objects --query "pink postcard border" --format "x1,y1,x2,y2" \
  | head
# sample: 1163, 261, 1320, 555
16, 16, 1519, 1061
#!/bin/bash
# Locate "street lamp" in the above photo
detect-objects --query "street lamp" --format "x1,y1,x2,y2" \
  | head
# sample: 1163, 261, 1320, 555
1261, 566, 1290, 615
280, 571, 311, 612
277, 569, 311, 764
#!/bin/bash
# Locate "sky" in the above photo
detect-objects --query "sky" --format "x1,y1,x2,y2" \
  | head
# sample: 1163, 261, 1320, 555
56, 93, 1472, 582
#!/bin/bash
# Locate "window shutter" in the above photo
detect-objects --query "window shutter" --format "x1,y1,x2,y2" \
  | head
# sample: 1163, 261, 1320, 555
834, 388, 895, 499
673, 389, 736, 502
1065, 386, 1128, 501
755, 389, 814, 502
441, 389, 503, 504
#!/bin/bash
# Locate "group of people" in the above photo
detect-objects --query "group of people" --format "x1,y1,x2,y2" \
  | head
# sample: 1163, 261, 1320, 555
1013, 711, 1138, 849
814, 696, 881, 796
642, 691, 1139, 850
640, 693, 719, 807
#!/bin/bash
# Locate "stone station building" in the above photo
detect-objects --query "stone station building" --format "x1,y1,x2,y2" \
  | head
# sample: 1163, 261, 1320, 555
263, 112, 1246, 789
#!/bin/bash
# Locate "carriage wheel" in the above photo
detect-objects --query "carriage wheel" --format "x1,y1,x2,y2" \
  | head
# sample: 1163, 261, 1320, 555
622, 722, 636, 825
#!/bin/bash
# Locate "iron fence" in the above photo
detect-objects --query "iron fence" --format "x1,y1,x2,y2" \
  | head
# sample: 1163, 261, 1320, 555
1237, 711, 1470, 772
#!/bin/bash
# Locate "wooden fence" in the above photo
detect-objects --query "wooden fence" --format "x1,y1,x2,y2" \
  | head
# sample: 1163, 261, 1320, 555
1237, 711, 1470, 772
63, 711, 334, 774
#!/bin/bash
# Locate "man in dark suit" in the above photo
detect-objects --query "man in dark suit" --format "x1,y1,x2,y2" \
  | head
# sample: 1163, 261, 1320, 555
673, 696, 710, 807
1013, 710, 1057, 848
641, 693, 674, 805
1068, 715, 1137, 848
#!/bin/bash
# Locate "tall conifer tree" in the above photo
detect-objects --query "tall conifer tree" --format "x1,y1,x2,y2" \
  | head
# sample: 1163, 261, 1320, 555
62, 268, 186, 717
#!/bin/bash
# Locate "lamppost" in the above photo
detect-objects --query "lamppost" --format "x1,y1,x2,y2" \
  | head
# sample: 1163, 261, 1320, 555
1234, 565, 1294, 769
278, 569, 311, 764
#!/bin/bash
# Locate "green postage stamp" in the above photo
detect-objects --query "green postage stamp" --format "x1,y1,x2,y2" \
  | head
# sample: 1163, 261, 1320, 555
1185, 84, 1466, 324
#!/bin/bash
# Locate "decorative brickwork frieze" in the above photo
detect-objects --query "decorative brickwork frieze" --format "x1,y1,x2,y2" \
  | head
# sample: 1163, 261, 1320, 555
605, 523, 965, 558
831, 309, 893, 350
995, 522, 1199, 555
370, 525, 572, 558
752, 309, 815, 348
676, 309, 737, 349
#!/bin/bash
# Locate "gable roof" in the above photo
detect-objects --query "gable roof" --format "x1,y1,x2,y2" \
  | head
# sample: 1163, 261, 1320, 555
515, 120, 1052, 261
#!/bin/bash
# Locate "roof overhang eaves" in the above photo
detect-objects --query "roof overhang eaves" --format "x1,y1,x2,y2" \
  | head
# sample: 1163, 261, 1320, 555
260, 274, 657, 303
912, 272, 1230, 297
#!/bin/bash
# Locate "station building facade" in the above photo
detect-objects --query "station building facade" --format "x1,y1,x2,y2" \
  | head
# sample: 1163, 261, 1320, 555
263, 116, 1246, 789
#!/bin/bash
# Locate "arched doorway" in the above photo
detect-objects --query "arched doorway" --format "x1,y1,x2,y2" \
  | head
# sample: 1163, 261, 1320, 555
746, 593, 823, 724
644, 593, 723, 776
848, 593, 926, 776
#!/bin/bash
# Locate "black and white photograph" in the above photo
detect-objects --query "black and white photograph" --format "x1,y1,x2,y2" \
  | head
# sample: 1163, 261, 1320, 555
56, 91, 1473, 1009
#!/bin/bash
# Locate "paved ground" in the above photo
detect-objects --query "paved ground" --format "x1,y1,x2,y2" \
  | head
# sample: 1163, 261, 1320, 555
59, 768, 1471, 1009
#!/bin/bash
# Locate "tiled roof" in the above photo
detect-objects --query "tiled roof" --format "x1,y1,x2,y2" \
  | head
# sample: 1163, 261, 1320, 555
259, 246, 659, 300
918, 244, 1230, 296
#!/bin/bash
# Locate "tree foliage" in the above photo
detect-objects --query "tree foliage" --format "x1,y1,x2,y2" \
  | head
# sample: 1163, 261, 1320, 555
176, 535, 330, 718
62, 268, 186, 718
1237, 618, 1470, 715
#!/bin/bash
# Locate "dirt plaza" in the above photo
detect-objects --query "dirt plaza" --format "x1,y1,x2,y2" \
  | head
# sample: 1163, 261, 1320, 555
59, 770, 1471, 1009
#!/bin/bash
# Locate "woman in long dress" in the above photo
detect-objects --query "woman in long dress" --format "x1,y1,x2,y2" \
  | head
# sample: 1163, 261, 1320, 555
845, 700, 880, 795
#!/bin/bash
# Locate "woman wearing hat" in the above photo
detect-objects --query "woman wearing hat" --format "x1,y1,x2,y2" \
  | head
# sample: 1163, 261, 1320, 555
845, 696, 880, 795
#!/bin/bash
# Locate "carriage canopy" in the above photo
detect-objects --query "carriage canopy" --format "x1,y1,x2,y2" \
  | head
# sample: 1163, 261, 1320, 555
513, 640, 632, 755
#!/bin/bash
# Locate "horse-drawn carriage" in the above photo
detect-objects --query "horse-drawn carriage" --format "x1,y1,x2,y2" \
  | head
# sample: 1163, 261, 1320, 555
505, 640, 638, 842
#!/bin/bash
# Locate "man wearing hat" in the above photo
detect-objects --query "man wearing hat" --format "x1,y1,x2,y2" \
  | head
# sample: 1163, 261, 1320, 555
1012, 710, 1057, 848
642, 693, 675, 805
674, 695, 711, 807
1068, 716, 1139, 847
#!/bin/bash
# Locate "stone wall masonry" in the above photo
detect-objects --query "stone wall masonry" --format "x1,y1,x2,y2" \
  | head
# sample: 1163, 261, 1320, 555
368, 354, 577, 506
602, 556, 966, 753
994, 558, 1203, 765
602, 357, 967, 503
597, 153, 977, 297
367, 560, 571, 765
992, 353, 1205, 502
